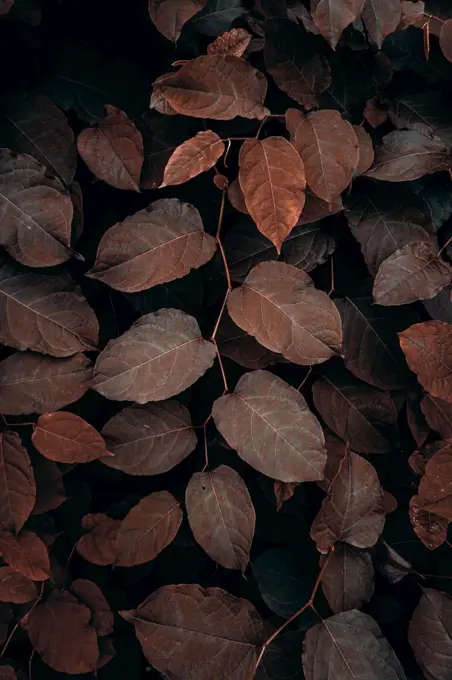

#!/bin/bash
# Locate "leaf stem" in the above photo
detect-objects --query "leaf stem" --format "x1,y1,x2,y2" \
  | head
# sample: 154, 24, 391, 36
437, 235, 452, 258
0, 582, 44, 659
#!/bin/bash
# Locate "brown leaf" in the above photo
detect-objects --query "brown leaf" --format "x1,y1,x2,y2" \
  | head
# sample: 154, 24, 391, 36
212, 370, 326, 483
186, 465, 255, 571
25, 590, 99, 674
149, 73, 179, 115
417, 441, 452, 521
0, 150, 73, 267
440, 18, 452, 62
115, 491, 182, 567
0, 531, 50, 581
0, 262, 99, 356
208, 28, 252, 57
148, 0, 207, 41
373, 242, 452, 306
398, 1, 425, 30
273, 480, 299, 511
87, 198, 216, 292
321, 543, 374, 613
311, 450, 385, 553
77, 105, 144, 191
121, 584, 264, 679
70, 578, 114, 636
312, 376, 397, 453
227, 262, 342, 365
364, 96, 389, 128
384, 490, 398, 515
228, 178, 249, 214
361, 0, 402, 48
0, 430, 35, 533
238, 137, 306, 253
311, 0, 366, 47
318, 431, 348, 492
399, 321, 452, 402
0, 666, 16, 680
217, 314, 282, 370
286, 108, 359, 203
303, 610, 406, 679
0, 352, 93, 415
353, 125, 375, 175
299, 190, 343, 225
76, 514, 120, 566
156, 55, 269, 120
409, 587, 452, 680
0, 567, 37, 603
161, 131, 224, 187
407, 392, 430, 448
32, 412, 110, 463
101, 400, 196, 476
365, 130, 451, 182
421, 394, 452, 439
92, 308, 216, 403
281, 223, 336, 271
409, 496, 448, 550
32, 457, 66, 515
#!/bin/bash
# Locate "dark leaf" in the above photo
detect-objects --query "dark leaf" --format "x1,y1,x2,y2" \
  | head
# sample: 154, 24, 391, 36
281, 223, 335, 272
361, 0, 402, 48
76, 513, 120, 566
421, 394, 452, 439
409, 495, 448, 550
417, 440, 452, 520
148, 0, 208, 41
310, 0, 366, 48
0, 430, 35, 533
32, 412, 110, 463
252, 547, 312, 617
32, 457, 66, 515
321, 543, 374, 613
408, 587, 452, 680
0, 567, 37, 604
440, 18, 452, 62
70, 578, 114, 636
274, 481, 299, 511
354, 125, 375, 175
407, 392, 430, 447
298, 190, 343, 225
217, 314, 282, 370
0, 531, 50, 580
187, 0, 247, 36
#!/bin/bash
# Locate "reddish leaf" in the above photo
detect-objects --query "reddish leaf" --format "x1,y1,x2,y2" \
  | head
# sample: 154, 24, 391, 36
407, 392, 430, 448
149, 73, 179, 115
318, 431, 347, 492
76, 514, 120, 566
92, 308, 216, 403
310, 0, 366, 48
25, 590, 99, 674
0, 352, 93, 415
0, 531, 50, 581
421, 394, 452, 439
418, 441, 452, 521
208, 28, 252, 57
312, 376, 397, 453
409, 587, 452, 680
160, 131, 224, 187
398, 1, 425, 29
227, 262, 342, 365
311, 450, 385, 553
238, 137, 306, 253
115, 491, 182, 567
0, 430, 34, 533
0, 263, 99, 356
186, 465, 255, 571
156, 55, 269, 120
228, 179, 248, 214
440, 18, 452, 63
361, 0, 402, 48
299, 190, 343, 225
409, 496, 448, 550
365, 130, 451, 182
321, 543, 374, 613
121, 584, 264, 679
217, 315, 282, 370
101, 400, 196, 476
303, 610, 406, 679
212, 370, 327, 483
364, 96, 389, 128
0, 666, 16, 680
286, 108, 359, 203
77, 105, 143, 191
354, 125, 375, 175
87, 198, 216, 292
70, 578, 114, 636
32, 457, 66, 515
0, 150, 73, 267
32, 412, 110, 463
274, 481, 299, 511
148, 0, 207, 41
0, 567, 37, 603
399, 321, 452, 402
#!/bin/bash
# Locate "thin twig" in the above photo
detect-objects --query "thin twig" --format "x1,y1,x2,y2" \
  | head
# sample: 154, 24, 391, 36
0, 582, 45, 658
255, 116, 268, 139
437, 235, 452, 258
254, 547, 335, 672
328, 253, 335, 297
298, 367, 313, 391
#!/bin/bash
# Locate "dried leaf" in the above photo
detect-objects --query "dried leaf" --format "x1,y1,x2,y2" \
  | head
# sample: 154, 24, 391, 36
0, 262, 99, 356
321, 543, 374, 613
25, 590, 99, 674
87, 198, 216, 292
312, 376, 397, 453
373, 242, 452, 306
121, 584, 264, 679
417, 441, 452, 520
32, 412, 110, 463
0, 567, 37, 603
227, 262, 342, 365
101, 400, 196, 476
361, 0, 402, 48
76, 514, 120, 566
365, 130, 451, 182
421, 394, 452, 439
354, 125, 375, 175
149, 0, 208, 41
70, 578, 114, 636
0, 352, 93, 415
156, 55, 269, 120
399, 321, 452, 402
0, 531, 50, 581
92, 308, 216, 403
286, 108, 359, 203
160, 131, 224, 187
311, 450, 385, 553
212, 370, 327, 482
238, 137, 306, 253
77, 105, 144, 191
409, 496, 448, 550
274, 481, 299, 511
186, 465, 255, 571
0, 150, 73, 267
0, 430, 35, 533
208, 28, 252, 56
115, 491, 182, 567
303, 610, 406, 680
440, 18, 452, 63
409, 587, 452, 680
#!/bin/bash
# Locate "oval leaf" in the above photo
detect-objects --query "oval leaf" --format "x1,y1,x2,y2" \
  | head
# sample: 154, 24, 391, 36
160, 130, 224, 187
76, 514, 120, 566
408, 587, 452, 680
0, 430, 35, 533
149, 0, 208, 41
409, 496, 448, 551
32, 412, 110, 463
361, 0, 402, 48
70, 578, 114, 637
0, 531, 50, 581
311, 0, 366, 48
0, 567, 37, 604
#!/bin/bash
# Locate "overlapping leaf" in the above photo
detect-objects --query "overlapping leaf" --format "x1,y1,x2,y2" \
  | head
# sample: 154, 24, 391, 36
0, 430, 35, 533
320, 543, 374, 613
160, 130, 224, 186
421, 394, 452, 439
208, 28, 252, 57
417, 440, 452, 521
0, 531, 50, 581
32, 412, 110, 463
361, 0, 402, 48
310, 0, 367, 48
409, 496, 448, 550
76, 514, 120, 566
148, 0, 208, 41
0, 567, 37, 604
408, 588, 452, 680
70, 578, 114, 637
217, 315, 282, 370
